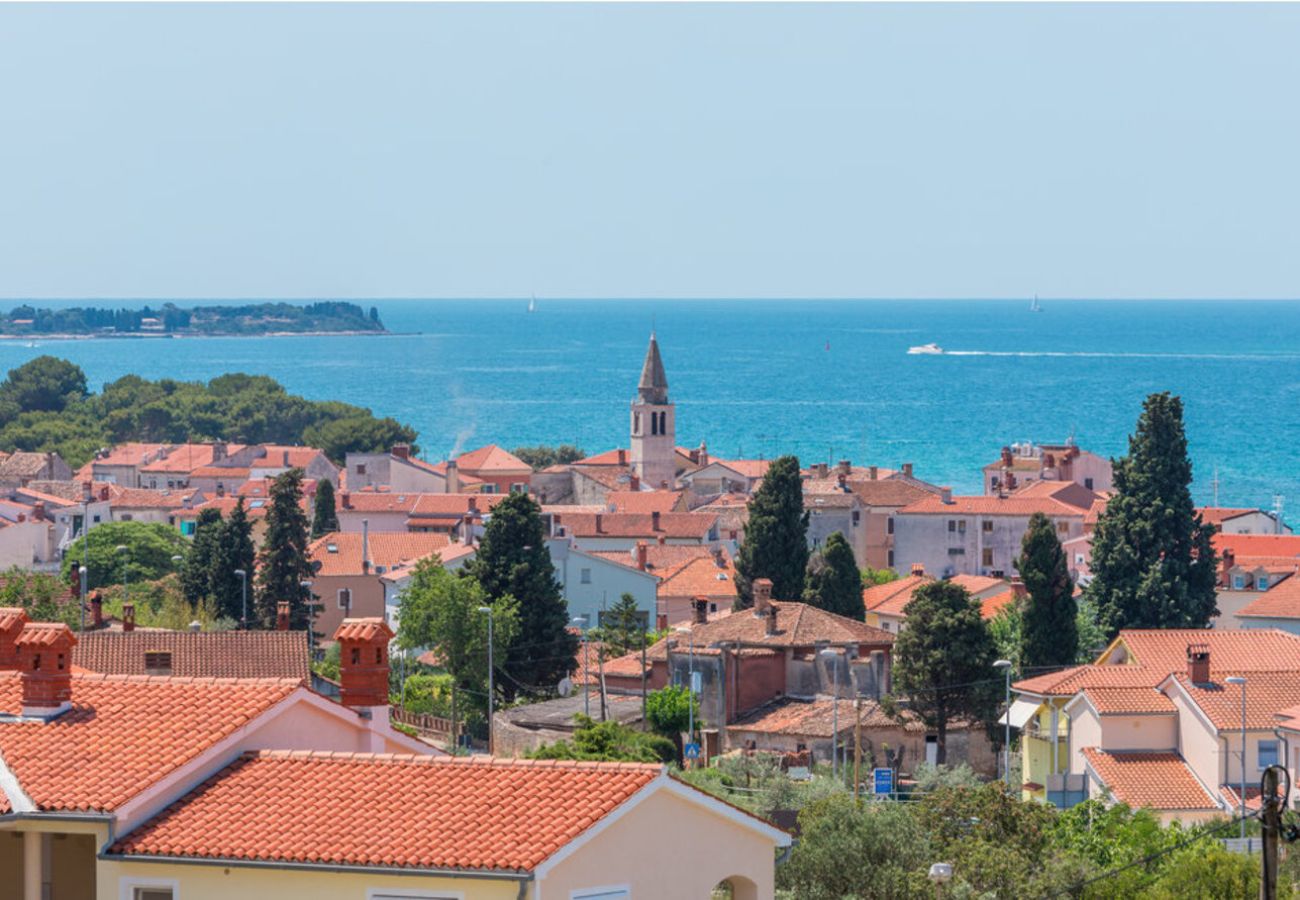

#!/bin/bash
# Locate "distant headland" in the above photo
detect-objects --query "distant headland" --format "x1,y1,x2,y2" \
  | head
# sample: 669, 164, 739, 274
0, 301, 388, 338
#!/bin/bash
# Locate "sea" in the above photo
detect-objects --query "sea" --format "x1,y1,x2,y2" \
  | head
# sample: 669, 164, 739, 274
6, 299, 1299, 525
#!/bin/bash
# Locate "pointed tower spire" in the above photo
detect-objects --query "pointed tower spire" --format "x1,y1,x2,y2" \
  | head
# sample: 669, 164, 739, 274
638, 333, 669, 404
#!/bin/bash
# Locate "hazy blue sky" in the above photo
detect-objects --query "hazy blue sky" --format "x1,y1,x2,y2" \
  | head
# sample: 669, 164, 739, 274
2, 3, 1298, 300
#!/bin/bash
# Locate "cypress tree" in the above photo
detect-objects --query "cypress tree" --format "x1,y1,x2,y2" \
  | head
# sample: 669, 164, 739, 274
311, 478, 339, 538
1016, 512, 1077, 669
255, 469, 314, 630
600, 592, 648, 658
1086, 392, 1219, 634
181, 508, 223, 607
466, 492, 577, 701
803, 531, 865, 620
211, 498, 257, 624
734, 455, 809, 608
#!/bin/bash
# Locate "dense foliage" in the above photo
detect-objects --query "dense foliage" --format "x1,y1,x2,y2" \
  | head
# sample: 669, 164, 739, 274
596, 592, 649, 658
180, 508, 223, 608
646, 684, 701, 759
0, 357, 416, 467
1017, 511, 1078, 669
510, 444, 586, 470
311, 478, 339, 538
61, 521, 189, 590
734, 455, 809, 608
1087, 392, 1218, 634
529, 715, 676, 763
803, 531, 865, 620
254, 470, 314, 630
0, 301, 383, 335
210, 499, 256, 624
0, 569, 81, 628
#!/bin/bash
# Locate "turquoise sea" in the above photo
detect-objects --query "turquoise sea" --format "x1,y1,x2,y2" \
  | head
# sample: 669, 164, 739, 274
7, 300, 1299, 524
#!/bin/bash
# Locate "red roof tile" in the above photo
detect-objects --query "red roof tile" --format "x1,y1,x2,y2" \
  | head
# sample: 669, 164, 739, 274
1078, 687, 1177, 715
1237, 575, 1300, 619
862, 575, 930, 618
559, 512, 717, 540
669, 601, 893, 650
110, 752, 662, 872
1168, 671, 1300, 730
73, 631, 309, 681
1081, 749, 1219, 811
1215, 534, 1300, 559
453, 444, 531, 475
308, 532, 451, 577
727, 697, 926, 737
334, 618, 394, 643
604, 490, 686, 514
898, 493, 1088, 517
1199, 507, 1265, 527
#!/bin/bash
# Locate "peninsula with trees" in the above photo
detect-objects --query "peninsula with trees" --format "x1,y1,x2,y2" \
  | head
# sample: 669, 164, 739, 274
0, 301, 387, 337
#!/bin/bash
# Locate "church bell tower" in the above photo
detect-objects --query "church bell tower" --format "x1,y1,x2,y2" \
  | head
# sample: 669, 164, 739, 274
630, 333, 676, 490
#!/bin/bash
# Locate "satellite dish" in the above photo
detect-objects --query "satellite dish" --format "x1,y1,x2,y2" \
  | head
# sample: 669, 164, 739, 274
557, 677, 573, 698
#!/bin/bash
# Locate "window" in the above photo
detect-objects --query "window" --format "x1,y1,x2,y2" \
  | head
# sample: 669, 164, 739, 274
982, 520, 993, 533
1232, 575, 1246, 590
144, 651, 172, 675
1084, 477, 1094, 490
356, 463, 367, 475
887, 517, 894, 535
580, 568, 592, 584
121, 880, 179, 900
179, 521, 194, 536
1260, 740, 1280, 769
1257, 576, 1270, 590
1057, 522, 1069, 534
338, 588, 352, 610
982, 548, 994, 567
134, 890, 174, 900
887, 550, 894, 567
957, 520, 966, 533
93, 514, 101, 523
948, 520, 956, 533
1075, 553, 1086, 565
633, 412, 641, 435
121, 513, 134, 522
852, 511, 860, 526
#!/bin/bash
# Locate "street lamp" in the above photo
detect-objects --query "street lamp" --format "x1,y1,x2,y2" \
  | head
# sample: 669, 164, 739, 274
115, 545, 129, 605
77, 566, 87, 632
993, 660, 1013, 787
1226, 675, 1247, 838
233, 569, 248, 629
675, 623, 697, 744
572, 616, 591, 717
929, 862, 953, 899
478, 606, 494, 755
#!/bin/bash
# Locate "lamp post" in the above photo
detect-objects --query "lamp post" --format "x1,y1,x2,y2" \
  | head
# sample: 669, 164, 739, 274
478, 605, 494, 755
993, 660, 1013, 787
78, 566, 87, 631
572, 616, 590, 717
115, 545, 129, 604
233, 569, 248, 629
675, 623, 697, 744
1226, 675, 1247, 838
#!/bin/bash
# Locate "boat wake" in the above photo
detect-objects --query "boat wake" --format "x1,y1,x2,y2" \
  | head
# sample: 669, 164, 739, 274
942, 350, 1300, 361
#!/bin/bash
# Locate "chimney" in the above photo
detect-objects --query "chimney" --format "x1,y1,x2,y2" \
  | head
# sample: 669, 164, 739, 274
595, 513, 603, 534
341, 490, 352, 510
334, 618, 395, 711
1043, 452, 1056, 470
837, 473, 847, 490
445, 459, 460, 493
276, 601, 290, 631
1010, 577, 1028, 599
652, 510, 661, 532
90, 593, 103, 628
910, 563, 925, 577
189, 620, 202, 633
940, 486, 953, 504
282, 449, 290, 467
694, 597, 709, 625
657, 534, 666, 545
0, 607, 30, 670
211, 442, 227, 462
712, 547, 725, 567
813, 463, 828, 479
629, 473, 640, 491
838, 459, 851, 477
1001, 446, 1013, 467
765, 604, 778, 637
1187, 643, 1211, 685
122, 603, 135, 632
32, 502, 44, 522
902, 463, 913, 478
391, 444, 410, 460
636, 541, 648, 571
1222, 548, 1236, 579
16, 622, 77, 717
461, 513, 475, 545
361, 519, 371, 574
698, 442, 709, 467
467, 496, 478, 513
617, 449, 627, 466
753, 577, 773, 613
868, 466, 878, 481
99, 485, 110, 501
215, 484, 225, 498
82, 480, 93, 501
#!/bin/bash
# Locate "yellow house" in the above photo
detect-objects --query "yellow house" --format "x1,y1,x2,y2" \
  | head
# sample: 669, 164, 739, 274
0, 612, 789, 900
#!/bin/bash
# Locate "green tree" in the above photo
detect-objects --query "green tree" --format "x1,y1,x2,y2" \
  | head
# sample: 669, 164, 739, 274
1, 356, 88, 413
528, 715, 675, 763
466, 491, 577, 701
311, 478, 339, 538
61, 521, 189, 590
646, 684, 701, 758
1075, 595, 1109, 663
861, 566, 899, 587
301, 415, 417, 464
254, 469, 314, 630
180, 508, 223, 607
803, 531, 865, 620
510, 444, 587, 470
1017, 511, 1077, 669
891, 580, 1000, 764
1086, 393, 1218, 634
597, 592, 648, 657
0, 569, 80, 628
734, 455, 808, 608
211, 498, 256, 624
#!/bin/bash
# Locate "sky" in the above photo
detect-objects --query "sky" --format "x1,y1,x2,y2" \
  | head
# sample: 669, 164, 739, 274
1, 3, 1299, 301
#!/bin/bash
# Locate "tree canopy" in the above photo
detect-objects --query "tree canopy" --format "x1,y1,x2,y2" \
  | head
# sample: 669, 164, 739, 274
1086, 392, 1218, 634
254, 469, 314, 630
311, 478, 339, 538
61, 521, 189, 590
510, 444, 586, 470
529, 715, 676, 763
1017, 511, 1077, 669
803, 531, 865, 620
211, 499, 256, 624
734, 454, 808, 608
180, 508, 223, 607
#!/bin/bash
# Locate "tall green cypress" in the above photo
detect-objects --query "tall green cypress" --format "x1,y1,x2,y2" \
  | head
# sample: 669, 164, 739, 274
1086, 392, 1219, 634
311, 478, 339, 538
255, 469, 314, 630
802, 531, 865, 620
466, 492, 577, 701
734, 455, 809, 608
181, 508, 223, 607
1016, 512, 1077, 669
211, 498, 256, 624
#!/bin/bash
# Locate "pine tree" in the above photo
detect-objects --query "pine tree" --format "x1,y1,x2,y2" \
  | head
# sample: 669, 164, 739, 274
600, 592, 649, 657
311, 478, 339, 538
466, 492, 578, 701
181, 508, 223, 607
1016, 512, 1077, 669
803, 531, 865, 620
734, 455, 809, 608
1086, 392, 1219, 634
211, 498, 256, 624
891, 580, 1000, 765
255, 469, 314, 630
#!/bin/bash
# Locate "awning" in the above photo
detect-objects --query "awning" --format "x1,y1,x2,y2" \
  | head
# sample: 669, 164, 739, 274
1000, 699, 1040, 730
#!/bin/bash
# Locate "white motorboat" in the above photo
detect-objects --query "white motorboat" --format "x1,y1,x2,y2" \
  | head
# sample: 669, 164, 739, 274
907, 343, 944, 355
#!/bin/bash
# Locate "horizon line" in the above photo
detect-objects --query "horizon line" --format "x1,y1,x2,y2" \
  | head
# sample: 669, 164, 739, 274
3, 296, 1300, 304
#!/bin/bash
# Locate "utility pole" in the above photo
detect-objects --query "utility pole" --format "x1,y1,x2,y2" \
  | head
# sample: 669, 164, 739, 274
640, 620, 648, 731
1261, 765, 1283, 900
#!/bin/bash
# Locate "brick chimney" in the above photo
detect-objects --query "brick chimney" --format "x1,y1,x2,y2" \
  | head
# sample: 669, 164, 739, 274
1222, 549, 1236, 582
838, 459, 851, 477
1010, 576, 1028, 599
276, 601, 290, 631
391, 444, 410, 460
868, 466, 878, 481
910, 563, 925, 576
335, 618, 394, 713
1187, 644, 1211, 685
15, 622, 77, 717
617, 449, 627, 466
694, 597, 708, 625
712, 547, 725, 567
32, 501, 44, 521
652, 510, 661, 532
594, 513, 603, 534
90, 592, 103, 629
753, 577, 773, 613
99, 485, 110, 502
341, 490, 352, 510
902, 463, 913, 478
467, 496, 478, 514
0, 607, 30, 670
122, 603, 136, 632
445, 459, 460, 493
765, 604, 778, 636
636, 541, 648, 571
629, 473, 640, 491
940, 486, 953, 504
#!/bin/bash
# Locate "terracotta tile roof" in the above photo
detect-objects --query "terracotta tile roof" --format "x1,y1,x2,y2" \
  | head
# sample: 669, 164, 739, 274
590, 544, 716, 574
698, 492, 752, 509
979, 587, 1019, 620
1081, 749, 1219, 811
558, 512, 717, 540
1085, 497, 1109, 527
308, 532, 451, 577
402, 457, 485, 486
949, 574, 1009, 597
1199, 507, 1265, 527
139, 444, 245, 474
710, 459, 771, 480
573, 448, 632, 466
1216, 534, 1300, 559
13, 486, 78, 508
335, 618, 395, 642
898, 493, 1088, 518
107, 485, 194, 509
1220, 784, 1264, 813
605, 490, 685, 514
73, 631, 309, 681
862, 575, 931, 617
656, 553, 737, 599
1237, 575, 1300, 619
727, 697, 925, 737
407, 493, 509, 519
90, 442, 168, 467
570, 465, 633, 491
255, 445, 330, 470
1078, 687, 1177, 715
188, 465, 253, 479
802, 486, 858, 509
1009, 480, 1100, 512
0, 673, 299, 812
1168, 671, 1300, 730
109, 752, 662, 872
844, 479, 934, 507
0, 452, 58, 477
453, 444, 531, 474
1014, 664, 1169, 696
338, 490, 424, 513
672, 600, 893, 649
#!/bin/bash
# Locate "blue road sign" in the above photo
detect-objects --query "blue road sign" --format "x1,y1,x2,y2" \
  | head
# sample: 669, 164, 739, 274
873, 767, 894, 796
684, 742, 701, 759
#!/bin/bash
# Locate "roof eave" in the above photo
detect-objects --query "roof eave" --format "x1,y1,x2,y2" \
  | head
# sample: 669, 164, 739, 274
97, 852, 535, 882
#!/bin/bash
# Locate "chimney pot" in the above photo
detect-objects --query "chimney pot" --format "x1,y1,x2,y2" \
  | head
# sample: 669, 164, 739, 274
910, 563, 925, 577
868, 466, 878, 481
445, 458, 460, 493
391, 444, 410, 460
652, 510, 661, 531
15, 622, 77, 715
617, 449, 626, 466
334, 618, 395, 709
765, 604, 778, 636
341, 490, 352, 510
276, 601, 291, 631
0, 606, 31, 670
90, 593, 103, 628
694, 597, 708, 625
123, 603, 135, 632
629, 473, 640, 492
636, 541, 648, 571
838, 459, 851, 476
1187, 644, 1211, 685
940, 486, 953, 504
33, 502, 44, 521
902, 463, 913, 478
753, 577, 773, 613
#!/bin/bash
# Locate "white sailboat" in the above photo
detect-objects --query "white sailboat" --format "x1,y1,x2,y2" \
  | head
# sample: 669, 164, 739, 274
1029, 294, 1043, 313
527, 294, 537, 313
